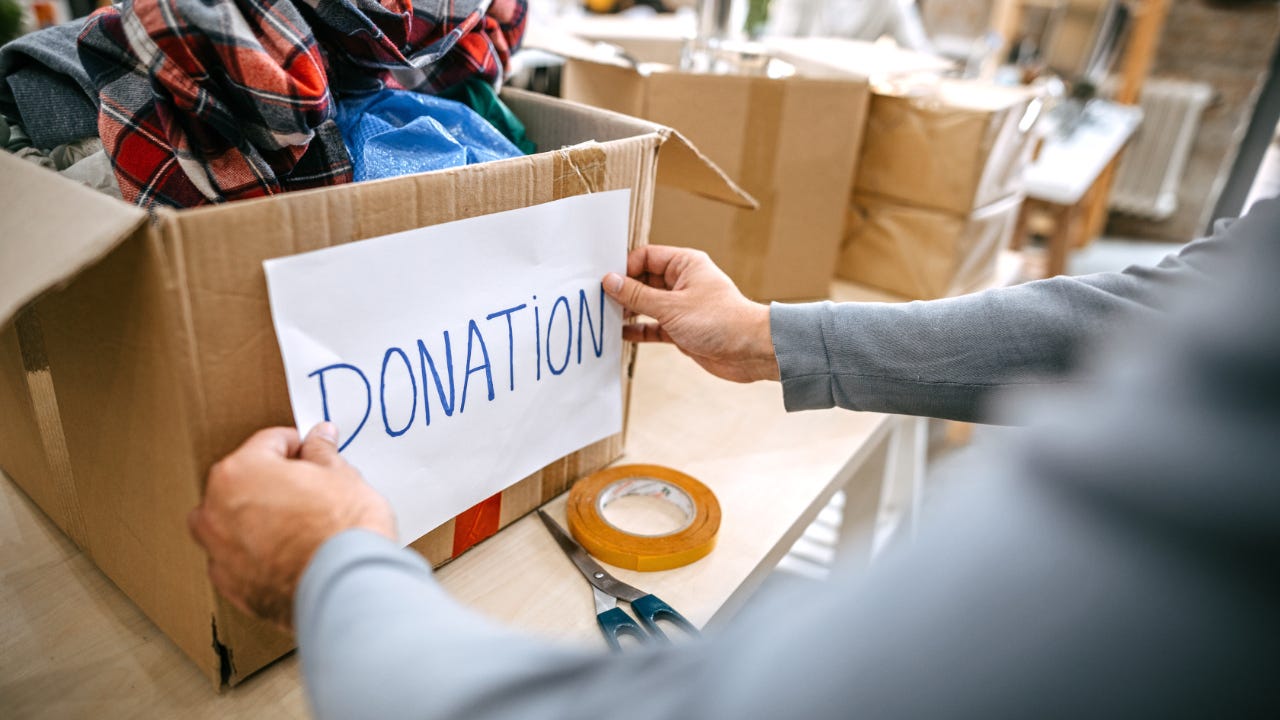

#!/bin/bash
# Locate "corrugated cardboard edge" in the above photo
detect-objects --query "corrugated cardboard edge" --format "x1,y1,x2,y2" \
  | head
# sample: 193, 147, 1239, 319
12, 310, 86, 548
652, 126, 757, 210
0, 152, 148, 328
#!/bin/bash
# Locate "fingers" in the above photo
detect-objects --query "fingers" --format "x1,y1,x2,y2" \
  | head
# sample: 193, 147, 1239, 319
207, 559, 255, 620
299, 422, 342, 467
604, 272, 671, 319
607, 246, 720, 315
625, 245, 710, 289
622, 321, 673, 344
625, 245, 678, 282
188, 507, 209, 548
240, 426, 303, 460
201, 427, 300, 505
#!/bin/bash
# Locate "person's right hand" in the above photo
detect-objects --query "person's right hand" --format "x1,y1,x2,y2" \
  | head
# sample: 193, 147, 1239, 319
603, 246, 780, 383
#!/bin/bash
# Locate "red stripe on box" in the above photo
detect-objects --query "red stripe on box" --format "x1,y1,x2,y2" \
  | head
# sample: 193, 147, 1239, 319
451, 492, 503, 558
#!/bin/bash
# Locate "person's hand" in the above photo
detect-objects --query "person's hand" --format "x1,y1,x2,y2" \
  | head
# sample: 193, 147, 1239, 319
603, 246, 779, 383
188, 422, 395, 631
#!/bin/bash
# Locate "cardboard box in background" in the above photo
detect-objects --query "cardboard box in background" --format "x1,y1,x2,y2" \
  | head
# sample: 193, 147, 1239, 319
558, 36, 871, 301
838, 192, 1023, 300
0, 90, 748, 688
856, 80, 1040, 216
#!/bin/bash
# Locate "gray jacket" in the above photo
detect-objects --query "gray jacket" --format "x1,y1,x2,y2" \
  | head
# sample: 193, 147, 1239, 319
295, 200, 1279, 718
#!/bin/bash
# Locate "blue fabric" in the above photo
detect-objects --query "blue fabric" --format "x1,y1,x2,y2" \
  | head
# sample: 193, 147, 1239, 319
335, 89, 524, 182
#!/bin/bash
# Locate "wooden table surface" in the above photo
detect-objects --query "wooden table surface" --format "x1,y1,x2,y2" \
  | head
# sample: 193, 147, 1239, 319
1, 286, 906, 718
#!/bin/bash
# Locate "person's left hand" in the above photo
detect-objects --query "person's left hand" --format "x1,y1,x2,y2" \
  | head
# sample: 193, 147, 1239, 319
188, 422, 396, 631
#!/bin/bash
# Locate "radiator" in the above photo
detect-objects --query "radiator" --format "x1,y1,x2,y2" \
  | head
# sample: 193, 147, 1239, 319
1110, 78, 1214, 220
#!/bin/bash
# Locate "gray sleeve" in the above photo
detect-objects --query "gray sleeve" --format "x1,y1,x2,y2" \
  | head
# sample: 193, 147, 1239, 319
296, 200, 1279, 719
770, 221, 1239, 422
294, 530, 577, 720
294, 530, 720, 720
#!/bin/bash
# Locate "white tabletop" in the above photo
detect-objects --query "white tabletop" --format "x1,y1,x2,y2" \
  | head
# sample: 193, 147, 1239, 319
1024, 100, 1144, 206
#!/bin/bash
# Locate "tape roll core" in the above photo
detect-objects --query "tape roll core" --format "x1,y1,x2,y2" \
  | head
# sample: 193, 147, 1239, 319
567, 464, 720, 572
597, 477, 696, 537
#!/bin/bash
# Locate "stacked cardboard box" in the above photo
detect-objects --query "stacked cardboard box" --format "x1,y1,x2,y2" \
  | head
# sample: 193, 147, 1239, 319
840, 80, 1039, 299
0, 89, 747, 687
556, 35, 873, 301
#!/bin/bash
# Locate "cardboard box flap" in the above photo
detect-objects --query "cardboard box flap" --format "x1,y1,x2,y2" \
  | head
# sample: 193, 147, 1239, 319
0, 152, 148, 327
654, 126, 756, 209
505, 87, 754, 209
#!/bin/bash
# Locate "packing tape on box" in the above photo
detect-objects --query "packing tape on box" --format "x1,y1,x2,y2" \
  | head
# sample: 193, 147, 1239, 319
566, 464, 720, 572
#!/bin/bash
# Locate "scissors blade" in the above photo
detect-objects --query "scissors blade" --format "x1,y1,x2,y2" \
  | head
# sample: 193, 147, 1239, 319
536, 510, 645, 602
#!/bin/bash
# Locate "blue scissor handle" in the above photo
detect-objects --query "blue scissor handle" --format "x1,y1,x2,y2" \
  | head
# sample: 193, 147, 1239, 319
597, 607, 649, 652
629, 594, 700, 642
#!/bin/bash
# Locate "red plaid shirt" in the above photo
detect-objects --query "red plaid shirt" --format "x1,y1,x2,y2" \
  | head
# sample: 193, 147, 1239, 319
77, 0, 526, 209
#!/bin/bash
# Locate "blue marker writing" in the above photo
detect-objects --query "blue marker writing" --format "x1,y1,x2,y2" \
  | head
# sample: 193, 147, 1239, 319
486, 303, 528, 393
308, 363, 371, 452
460, 319, 495, 413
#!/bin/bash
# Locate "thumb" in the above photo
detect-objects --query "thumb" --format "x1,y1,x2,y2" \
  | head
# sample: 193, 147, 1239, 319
603, 272, 668, 318
300, 422, 342, 466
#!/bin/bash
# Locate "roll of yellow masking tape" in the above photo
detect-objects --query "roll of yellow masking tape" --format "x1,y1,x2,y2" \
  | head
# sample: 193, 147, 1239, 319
566, 464, 720, 572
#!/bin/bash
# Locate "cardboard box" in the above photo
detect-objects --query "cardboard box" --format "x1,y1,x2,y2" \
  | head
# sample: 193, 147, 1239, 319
856, 80, 1040, 216
838, 192, 1023, 300
556, 36, 871, 301
0, 89, 748, 688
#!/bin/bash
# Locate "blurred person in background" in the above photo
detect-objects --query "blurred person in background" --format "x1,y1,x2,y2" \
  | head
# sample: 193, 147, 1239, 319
767, 0, 933, 51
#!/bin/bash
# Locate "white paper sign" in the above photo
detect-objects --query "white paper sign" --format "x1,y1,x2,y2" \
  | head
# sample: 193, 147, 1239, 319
264, 190, 629, 545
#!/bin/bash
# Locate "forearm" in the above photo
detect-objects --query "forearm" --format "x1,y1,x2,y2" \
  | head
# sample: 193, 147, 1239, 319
771, 228, 1234, 422
296, 531, 707, 720
297, 530, 571, 720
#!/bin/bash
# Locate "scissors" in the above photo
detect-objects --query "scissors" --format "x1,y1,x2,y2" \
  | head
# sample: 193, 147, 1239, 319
537, 510, 700, 651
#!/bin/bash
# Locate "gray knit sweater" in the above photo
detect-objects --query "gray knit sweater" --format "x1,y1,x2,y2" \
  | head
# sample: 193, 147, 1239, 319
294, 200, 1279, 719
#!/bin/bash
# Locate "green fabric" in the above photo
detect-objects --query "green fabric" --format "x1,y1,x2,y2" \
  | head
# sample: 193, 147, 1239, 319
441, 78, 536, 155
